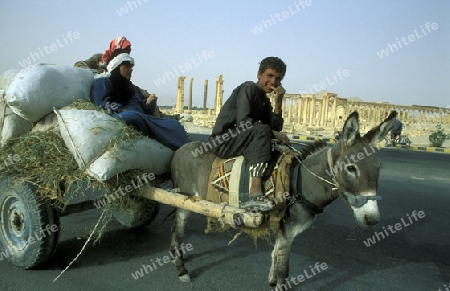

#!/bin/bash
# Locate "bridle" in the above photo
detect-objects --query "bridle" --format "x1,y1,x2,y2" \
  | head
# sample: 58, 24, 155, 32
287, 145, 382, 213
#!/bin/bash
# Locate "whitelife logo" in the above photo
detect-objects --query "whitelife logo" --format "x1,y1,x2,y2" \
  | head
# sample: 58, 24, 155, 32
363, 210, 425, 247
18, 31, 81, 68
376, 22, 438, 59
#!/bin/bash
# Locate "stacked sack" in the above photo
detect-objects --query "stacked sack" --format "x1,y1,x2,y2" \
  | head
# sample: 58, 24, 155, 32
1, 64, 174, 181
55, 109, 173, 181
0, 64, 93, 145
0, 69, 33, 145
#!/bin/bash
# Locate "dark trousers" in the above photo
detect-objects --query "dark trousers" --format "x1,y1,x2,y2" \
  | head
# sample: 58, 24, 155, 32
211, 123, 273, 165
114, 110, 190, 150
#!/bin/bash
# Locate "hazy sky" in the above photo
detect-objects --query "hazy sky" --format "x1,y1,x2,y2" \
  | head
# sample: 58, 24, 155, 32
1, 0, 448, 108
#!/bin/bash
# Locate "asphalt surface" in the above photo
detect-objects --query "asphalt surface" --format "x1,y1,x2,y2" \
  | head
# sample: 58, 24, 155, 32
0, 134, 449, 291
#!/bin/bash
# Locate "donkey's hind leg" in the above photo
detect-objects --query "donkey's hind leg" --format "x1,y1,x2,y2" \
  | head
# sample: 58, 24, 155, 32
170, 208, 191, 282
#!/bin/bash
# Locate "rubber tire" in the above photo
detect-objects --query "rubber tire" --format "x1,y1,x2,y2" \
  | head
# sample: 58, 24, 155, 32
112, 197, 159, 229
0, 177, 59, 269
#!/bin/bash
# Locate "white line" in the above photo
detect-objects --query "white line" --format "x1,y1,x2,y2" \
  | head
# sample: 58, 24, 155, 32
411, 176, 425, 180
432, 176, 450, 182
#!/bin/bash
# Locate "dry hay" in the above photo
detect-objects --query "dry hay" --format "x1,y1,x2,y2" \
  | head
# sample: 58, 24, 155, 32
0, 99, 162, 233
70, 98, 99, 110
0, 99, 169, 280
0, 123, 150, 210
228, 228, 274, 248
0, 131, 90, 207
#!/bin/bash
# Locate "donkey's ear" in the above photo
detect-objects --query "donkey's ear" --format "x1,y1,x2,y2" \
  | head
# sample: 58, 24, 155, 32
342, 111, 360, 147
363, 110, 397, 144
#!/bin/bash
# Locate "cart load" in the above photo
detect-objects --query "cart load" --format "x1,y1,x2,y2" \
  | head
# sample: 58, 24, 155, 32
0, 64, 173, 269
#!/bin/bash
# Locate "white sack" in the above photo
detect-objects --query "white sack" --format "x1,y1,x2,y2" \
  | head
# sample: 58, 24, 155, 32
0, 69, 33, 145
55, 109, 121, 169
32, 105, 77, 135
86, 138, 173, 181
56, 109, 173, 181
6, 64, 93, 122
32, 112, 60, 134
0, 101, 33, 146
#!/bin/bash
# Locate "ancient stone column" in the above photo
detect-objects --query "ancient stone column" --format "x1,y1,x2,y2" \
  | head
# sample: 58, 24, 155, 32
374, 106, 379, 122
288, 96, 293, 123
188, 77, 193, 112
176, 77, 185, 113
383, 106, 388, 119
309, 95, 315, 126
330, 94, 337, 128
215, 75, 224, 114
303, 95, 309, 125
293, 96, 299, 124
319, 95, 324, 126
406, 108, 411, 123
319, 95, 326, 126
297, 96, 303, 124
203, 79, 208, 111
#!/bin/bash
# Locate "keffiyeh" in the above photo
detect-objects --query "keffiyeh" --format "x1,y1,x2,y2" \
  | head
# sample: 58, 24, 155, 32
101, 36, 132, 64
106, 53, 135, 72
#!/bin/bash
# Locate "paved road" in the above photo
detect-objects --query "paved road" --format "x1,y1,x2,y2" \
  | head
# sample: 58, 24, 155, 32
1, 135, 449, 291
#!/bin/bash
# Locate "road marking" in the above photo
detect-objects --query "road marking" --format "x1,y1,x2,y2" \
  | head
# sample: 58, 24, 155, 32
411, 176, 425, 180
432, 176, 450, 182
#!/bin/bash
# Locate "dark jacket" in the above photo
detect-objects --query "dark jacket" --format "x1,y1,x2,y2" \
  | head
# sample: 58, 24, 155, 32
211, 81, 283, 137
392, 119, 403, 134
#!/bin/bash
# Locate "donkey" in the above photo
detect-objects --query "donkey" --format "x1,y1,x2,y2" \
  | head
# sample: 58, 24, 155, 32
169, 110, 396, 288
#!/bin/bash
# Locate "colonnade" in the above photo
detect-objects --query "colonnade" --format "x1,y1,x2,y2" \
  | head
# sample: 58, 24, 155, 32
175, 76, 449, 129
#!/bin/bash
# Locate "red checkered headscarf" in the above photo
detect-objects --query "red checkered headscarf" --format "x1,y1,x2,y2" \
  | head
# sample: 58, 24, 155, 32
101, 36, 132, 64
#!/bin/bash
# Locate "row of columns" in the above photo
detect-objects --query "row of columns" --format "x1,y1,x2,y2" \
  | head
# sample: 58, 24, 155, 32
175, 75, 224, 113
278, 93, 449, 128
175, 77, 449, 127
279, 93, 339, 127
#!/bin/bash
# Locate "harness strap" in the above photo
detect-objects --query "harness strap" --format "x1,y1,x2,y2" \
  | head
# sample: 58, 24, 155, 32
326, 148, 340, 189
289, 153, 324, 215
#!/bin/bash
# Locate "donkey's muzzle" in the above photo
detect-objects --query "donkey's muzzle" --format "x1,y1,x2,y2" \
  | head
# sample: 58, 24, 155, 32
342, 192, 382, 208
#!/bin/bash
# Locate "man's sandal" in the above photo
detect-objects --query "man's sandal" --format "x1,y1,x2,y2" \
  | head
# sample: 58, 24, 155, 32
240, 193, 274, 212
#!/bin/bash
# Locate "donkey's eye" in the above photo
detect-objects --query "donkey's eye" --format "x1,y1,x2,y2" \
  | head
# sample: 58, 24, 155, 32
347, 165, 357, 173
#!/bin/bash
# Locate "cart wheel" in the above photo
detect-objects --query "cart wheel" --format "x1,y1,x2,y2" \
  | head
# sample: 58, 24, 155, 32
0, 177, 60, 269
112, 196, 159, 229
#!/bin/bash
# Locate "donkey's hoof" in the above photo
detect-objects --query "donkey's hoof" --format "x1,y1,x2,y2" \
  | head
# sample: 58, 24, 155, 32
178, 273, 191, 282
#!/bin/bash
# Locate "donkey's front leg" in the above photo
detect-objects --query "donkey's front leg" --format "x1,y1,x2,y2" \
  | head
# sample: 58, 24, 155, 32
170, 208, 191, 282
269, 207, 315, 289
268, 233, 294, 289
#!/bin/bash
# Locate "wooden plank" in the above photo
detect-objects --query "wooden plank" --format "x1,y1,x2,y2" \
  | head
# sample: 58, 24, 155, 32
139, 185, 263, 228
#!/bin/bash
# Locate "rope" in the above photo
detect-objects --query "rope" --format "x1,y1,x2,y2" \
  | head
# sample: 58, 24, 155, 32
288, 145, 338, 190
53, 210, 106, 282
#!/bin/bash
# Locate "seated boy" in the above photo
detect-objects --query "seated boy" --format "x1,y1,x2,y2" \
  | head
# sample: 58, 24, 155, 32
210, 56, 290, 211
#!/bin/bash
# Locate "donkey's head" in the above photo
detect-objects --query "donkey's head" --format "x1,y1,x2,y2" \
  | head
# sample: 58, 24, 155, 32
330, 111, 396, 229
